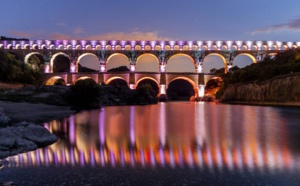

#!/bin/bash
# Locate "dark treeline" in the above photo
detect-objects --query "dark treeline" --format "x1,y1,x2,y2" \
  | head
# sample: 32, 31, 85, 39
216, 49, 300, 98
0, 49, 43, 84
0, 36, 29, 41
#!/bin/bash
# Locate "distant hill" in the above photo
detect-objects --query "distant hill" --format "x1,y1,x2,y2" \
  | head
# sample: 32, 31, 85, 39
107, 66, 130, 72
78, 63, 98, 72
0, 36, 29, 41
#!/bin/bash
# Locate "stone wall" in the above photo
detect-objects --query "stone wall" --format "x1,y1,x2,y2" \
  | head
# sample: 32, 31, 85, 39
220, 72, 300, 106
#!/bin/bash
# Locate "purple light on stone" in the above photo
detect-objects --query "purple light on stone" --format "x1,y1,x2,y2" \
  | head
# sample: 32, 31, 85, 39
130, 106, 135, 145
169, 41, 175, 47
159, 147, 165, 167
178, 149, 184, 167
197, 41, 203, 47
80, 151, 85, 167
169, 149, 175, 168
101, 40, 107, 46
150, 150, 156, 167
187, 41, 193, 48
140, 41, 146, 46
71, 40, 77, 47
288, 42, 294, 48
99, 110, 105, 145
110, 150, 116, 167
54, 151, 59, 165
90, 149, 95, 167
111, 40, 116, 46
130, 40, 136, 47
120, 148, 125, 167
91, 40, 96, 47
36, 150, 41, 166
69, 116, 75, 145
100, 148, 105, 166
196, 147, 203, 167
140, 150, 145, 167
63, 40, 68, 46
70, 148, 75, 166
150, 41, 156, 48
120, 40, 126, 47
130, 149, 135, 167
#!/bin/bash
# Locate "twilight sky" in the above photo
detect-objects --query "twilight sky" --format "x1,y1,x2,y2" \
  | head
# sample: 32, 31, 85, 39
1, 0, 300, 41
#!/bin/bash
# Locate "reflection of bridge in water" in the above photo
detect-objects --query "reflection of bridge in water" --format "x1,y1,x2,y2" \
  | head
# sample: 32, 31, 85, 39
0, 39, 294, 97
6, 104, 300, 172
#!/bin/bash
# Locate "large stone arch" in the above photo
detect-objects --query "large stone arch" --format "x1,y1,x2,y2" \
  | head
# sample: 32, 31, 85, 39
136, 77, 160, 96
44, 76, 66, 85
136, 53, 159, 72
166, 54, 195, 73
77, 53, 99, 72
203, 53, 227, 73
106, 53, 130, 71
74, 76, 93, 83
233, 53, 256, 68
50, 52, 70, 73
24, 52, 43, 64
105, 76, 129, 87
167, 76, 198, 99
24, 52, 45, 70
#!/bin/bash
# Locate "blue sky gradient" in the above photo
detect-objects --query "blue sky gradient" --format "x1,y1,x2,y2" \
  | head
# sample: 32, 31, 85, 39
1, 0, 300, 41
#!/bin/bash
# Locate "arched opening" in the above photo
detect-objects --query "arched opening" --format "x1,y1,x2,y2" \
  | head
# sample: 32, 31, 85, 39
202, 53, 227, 73
45, 76, 66, 86
115, 45, 122, 50
50, 52, 71, 73
77, 53, 98, 72
164, 45, 171, 50
57, 45, 64, 50
167, 78, 197, 101
145, 45, 151, 50
166, 54, 195, 73
75, 76, 92, 83
124, 45, 131, 51
135, 45, 141, 50
136, 54, 159, 72
233, 53, 256, 68
86, 45, 92, 50
106, 77, 128, 88
136, 78, 159, 96
24, 52, 45, 71
15, 44, 21, 49
182, 45, 189, 50
106, 53, 130, 71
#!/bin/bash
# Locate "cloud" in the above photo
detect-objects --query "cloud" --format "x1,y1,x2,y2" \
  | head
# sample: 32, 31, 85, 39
251, 17, 300, 35
46, 31, 172, 40
49, 32, 72, 40
73, 27, 85, 35
8, 31, 32, 38
84, 31, 172, 40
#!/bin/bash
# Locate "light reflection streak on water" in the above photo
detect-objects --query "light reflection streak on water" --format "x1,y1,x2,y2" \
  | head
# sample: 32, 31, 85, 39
5, 103, 300, 174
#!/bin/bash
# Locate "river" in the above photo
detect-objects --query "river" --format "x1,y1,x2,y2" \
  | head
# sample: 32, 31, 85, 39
1, 102, 300, 185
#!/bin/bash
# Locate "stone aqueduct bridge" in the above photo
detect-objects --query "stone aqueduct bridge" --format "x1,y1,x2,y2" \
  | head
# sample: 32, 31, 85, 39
0, 39, 296, 97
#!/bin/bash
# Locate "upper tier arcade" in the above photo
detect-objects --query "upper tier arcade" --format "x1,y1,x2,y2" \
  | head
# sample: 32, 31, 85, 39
0, 40, 299, 51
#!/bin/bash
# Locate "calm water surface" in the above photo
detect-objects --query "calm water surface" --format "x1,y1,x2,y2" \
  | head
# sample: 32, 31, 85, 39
1, 102, 300, 185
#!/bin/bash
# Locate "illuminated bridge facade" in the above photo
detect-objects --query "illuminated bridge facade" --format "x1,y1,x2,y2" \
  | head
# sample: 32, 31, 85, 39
0, 39, 297, 97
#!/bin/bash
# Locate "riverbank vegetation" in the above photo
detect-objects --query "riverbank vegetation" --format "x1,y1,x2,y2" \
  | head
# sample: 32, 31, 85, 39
0, 49, 44, 85
216, 49, 300, 99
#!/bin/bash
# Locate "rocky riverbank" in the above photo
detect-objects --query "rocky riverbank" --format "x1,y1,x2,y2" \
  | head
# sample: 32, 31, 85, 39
0, 84, 76, 159
220, 72, 300, 106
0, 100, 74, 159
